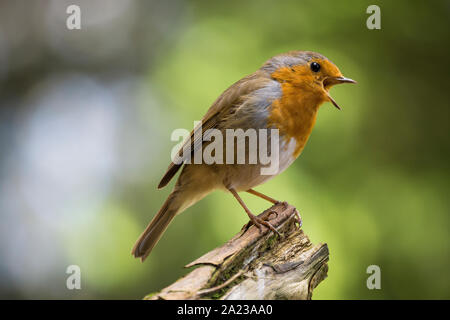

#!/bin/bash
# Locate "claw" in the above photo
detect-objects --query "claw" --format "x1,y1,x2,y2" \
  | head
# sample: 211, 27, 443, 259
241, 209, 277, 236
276, 201, 289, 210
230, 188, 282, 238
252, 215, 281, 237
240, 220, 252, 233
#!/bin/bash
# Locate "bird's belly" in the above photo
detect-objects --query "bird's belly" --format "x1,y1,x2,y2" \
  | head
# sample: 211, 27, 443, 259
224, 136, 298, 191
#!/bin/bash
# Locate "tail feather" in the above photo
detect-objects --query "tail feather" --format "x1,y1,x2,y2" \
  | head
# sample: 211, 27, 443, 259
132, 191, 182, 262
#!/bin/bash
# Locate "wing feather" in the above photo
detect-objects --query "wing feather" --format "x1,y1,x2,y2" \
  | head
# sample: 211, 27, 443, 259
158, 71, 271, 188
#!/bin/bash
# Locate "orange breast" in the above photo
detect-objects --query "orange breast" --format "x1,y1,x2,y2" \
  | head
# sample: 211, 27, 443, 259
268, 74, 327, 158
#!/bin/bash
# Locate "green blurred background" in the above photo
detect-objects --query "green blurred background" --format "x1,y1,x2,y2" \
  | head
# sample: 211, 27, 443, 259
0, 0, 448, 299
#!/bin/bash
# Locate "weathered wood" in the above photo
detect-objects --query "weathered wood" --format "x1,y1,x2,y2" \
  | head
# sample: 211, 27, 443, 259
145, 202, 329, 300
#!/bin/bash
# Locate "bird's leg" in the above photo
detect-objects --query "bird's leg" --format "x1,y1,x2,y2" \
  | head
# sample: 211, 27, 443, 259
244, 189, 282, 231
246, 189, 289, 216
228, 187, 281, 237
247, 189, 301, 229
246, 189, 278, 204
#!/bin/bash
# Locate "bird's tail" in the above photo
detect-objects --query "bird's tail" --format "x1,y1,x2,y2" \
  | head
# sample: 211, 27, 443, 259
131, 190, 185, 262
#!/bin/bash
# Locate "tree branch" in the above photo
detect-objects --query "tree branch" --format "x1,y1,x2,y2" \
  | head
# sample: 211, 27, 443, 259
145, 202, 329, 300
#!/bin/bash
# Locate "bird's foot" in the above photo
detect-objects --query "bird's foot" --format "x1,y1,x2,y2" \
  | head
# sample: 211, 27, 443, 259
248, 213, 281, 237
241, 208, 277, 232
275, 201, 289, 210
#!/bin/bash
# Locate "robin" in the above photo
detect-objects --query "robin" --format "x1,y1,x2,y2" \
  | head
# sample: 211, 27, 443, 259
132, 51, 355, 261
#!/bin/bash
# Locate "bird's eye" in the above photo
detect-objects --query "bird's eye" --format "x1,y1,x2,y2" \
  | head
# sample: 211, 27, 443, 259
310, 62, 321, 72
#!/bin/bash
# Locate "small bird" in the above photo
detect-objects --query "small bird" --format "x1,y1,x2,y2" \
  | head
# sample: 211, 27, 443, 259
132, 51, 355, 261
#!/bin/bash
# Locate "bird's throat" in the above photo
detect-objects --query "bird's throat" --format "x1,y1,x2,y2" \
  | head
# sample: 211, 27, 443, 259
268, 83, 325, 158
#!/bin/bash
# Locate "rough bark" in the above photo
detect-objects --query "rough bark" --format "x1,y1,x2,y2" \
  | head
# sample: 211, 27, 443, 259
145, 202, 329, 300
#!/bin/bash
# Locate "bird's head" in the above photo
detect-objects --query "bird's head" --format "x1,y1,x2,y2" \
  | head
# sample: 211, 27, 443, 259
262, 51, 356, 110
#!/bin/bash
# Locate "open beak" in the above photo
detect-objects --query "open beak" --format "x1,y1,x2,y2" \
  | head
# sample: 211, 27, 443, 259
323, 76, 356, 110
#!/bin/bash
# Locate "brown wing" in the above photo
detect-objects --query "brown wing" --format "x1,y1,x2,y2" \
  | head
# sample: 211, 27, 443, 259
158, 71, 270, 189
157, 111, 221, 188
